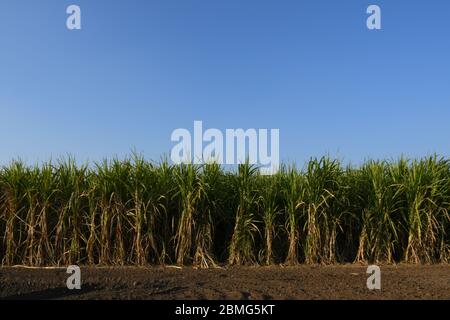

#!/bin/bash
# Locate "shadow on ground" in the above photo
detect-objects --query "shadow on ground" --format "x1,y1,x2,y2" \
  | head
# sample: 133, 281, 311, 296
2, 284, 100, 300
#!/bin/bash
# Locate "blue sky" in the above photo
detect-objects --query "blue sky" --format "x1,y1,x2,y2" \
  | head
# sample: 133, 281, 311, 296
1, 0, 450, 166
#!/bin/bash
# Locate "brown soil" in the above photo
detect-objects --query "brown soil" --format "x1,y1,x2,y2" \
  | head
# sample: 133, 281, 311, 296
0, 265, 449, 300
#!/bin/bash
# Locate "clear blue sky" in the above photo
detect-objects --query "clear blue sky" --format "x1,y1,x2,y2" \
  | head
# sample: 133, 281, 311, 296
1, 0, 450, 166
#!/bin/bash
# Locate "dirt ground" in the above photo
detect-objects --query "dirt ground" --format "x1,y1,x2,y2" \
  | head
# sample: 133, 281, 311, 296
0, 265, 449, 300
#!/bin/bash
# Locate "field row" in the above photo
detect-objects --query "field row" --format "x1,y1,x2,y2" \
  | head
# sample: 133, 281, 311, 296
0, 155, 449, 266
